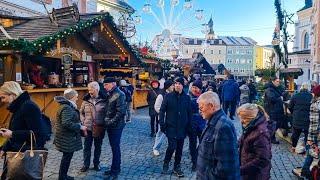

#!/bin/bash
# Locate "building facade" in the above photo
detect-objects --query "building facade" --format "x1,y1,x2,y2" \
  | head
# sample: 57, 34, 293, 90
256, 46, 274, 69
311, 0, 320, 82
0, 0, 97, 17
288, 0, 313, 86
97, 0, 134, 21
220, 36, 257, 79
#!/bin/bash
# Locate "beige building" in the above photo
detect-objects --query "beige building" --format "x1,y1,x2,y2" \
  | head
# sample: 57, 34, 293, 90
311, 0, 320, 82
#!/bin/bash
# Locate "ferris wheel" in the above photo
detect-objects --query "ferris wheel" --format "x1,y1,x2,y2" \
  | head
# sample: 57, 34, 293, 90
133, 0, 207, 59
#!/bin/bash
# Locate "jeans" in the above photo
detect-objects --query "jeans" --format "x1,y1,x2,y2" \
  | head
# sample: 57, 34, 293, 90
291, 127, 308, 147
164, 138, 184, 168
150, 115, 159, 135
83, 130, 105, 167
59, 152, 74, 180
223, 100, 237, 117
107, 128, 124, 174
153, 125, 166, 151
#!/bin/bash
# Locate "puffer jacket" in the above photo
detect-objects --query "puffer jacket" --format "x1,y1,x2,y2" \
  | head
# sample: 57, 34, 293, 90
54, 96, 82, 153
239, 111, 271, 180
239, 84, 250, 105
80, 92, 107, 131
105, 87, 126, 129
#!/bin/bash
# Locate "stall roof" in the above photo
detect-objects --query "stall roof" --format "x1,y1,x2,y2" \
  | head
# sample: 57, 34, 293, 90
0, 12, 141, 64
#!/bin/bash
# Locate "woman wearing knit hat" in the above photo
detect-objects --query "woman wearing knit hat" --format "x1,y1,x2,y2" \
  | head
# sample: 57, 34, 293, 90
54, 88, 87, 180
237, 103, 271, 180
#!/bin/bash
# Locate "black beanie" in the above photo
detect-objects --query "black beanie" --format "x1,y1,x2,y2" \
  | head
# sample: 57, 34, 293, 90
192, 79, 203, 89
164, 80, 173, 90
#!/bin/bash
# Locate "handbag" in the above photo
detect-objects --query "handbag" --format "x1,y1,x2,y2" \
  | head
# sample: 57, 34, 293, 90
92, 123, 105, 138
5, 131, 48, 180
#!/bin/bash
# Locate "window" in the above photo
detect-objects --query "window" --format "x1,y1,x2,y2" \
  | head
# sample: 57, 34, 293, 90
219, 50, 221, 54
247, 59, 252, 63
235, 59, 240, 64
186, 49, 188, 54
211, 50, 214, 54
240, 59, 246, 64
246, 50, 252, 54
193, 49, 196, 52
203, 50, 206, 54
227, 49, 233, 54
234, 68, 238, 73
227, 59, 233, 63
303, 32, 309, 49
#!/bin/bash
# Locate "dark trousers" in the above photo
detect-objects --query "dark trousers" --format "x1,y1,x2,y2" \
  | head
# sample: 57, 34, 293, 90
59, 152, 74, 180
223, 100, 237, 117
188, 133, 198, 165
164, 137, 184, 168
291, 127, 308, 147
150, 115, 159, 135
83, 130, 105, 167
107, 128, 124, 174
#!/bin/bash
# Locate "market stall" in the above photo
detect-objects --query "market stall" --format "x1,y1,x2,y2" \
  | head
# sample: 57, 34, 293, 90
0, 11, 142, 124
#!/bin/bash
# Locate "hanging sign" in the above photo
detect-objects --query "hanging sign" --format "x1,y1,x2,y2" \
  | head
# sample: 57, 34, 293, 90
50, 47, 81, 59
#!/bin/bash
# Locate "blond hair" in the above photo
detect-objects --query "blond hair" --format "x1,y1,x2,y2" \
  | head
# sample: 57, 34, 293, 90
237, 103, 269, 124
0, 81, 23, 96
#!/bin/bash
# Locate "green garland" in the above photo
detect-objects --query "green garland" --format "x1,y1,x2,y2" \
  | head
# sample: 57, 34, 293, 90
0, 12, 141, 62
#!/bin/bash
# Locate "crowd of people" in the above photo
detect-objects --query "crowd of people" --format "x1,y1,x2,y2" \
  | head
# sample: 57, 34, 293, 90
1, 73, 320, 179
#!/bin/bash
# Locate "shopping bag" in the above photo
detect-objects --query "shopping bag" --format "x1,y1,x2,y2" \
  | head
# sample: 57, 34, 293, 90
5, 131, 48, 180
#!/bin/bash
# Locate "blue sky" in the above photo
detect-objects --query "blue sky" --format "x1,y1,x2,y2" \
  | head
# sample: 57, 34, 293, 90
129, 0, 304, 49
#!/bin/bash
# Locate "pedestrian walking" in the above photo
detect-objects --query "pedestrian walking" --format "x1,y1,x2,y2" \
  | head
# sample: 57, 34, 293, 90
0, 81, 46, 179
79, 82, 107, 172
288, 82, 312, 153
54, 89, 87, 180
292, 85, 320, 179
147, 80, 161, 137
248, 79, 257, 103
239, 80, 250, 105
196, 91, 240, 179
152, 80, 174, 156
119, 79, 133, 123
188, 79, 206, 171
222, 74, 240, 120
264, 77, 284, 144
159, 77, 192, 177
237, 103, 271, 180
103, 77, 126, 180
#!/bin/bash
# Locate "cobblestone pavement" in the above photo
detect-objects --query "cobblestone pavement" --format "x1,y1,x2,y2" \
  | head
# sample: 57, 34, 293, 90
2, 108, 306, 179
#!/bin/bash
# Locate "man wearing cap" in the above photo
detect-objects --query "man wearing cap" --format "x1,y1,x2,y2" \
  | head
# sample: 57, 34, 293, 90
188, 79, 206, 171
152, 80, 174, 156
103, 77, 126, 179
147, 80, 161, 137
159, 77, 192, 177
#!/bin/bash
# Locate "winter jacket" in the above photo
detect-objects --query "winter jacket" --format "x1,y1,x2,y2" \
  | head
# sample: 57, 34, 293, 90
3, 92, 45, 152
159, 91, 192, 139
54, 96, 82, 153
248, 83, 257, 102
264, 83, 284, 118
222, 79, 240, 102
119, 86, 132, 102
80, 92, 107, 131
147, 88, 161, 116
197, 109, 240, 180
307, 96, 320, 142
288, 90, 313, 130
104, 87, 126, 129
239, 84, 250, 105
190, 94, 206, 133
239, 111, 271, 180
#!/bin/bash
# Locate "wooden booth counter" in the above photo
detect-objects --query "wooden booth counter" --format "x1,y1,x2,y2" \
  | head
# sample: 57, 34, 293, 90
133, 88, 149, 109
0, 87, 88, 128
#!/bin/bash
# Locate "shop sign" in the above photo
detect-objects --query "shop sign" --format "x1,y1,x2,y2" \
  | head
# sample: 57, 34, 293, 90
93, 54, 122, 60
50, 47, 81, 59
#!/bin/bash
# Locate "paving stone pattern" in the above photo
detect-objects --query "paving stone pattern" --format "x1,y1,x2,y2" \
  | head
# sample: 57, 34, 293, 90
1, 108, 305, 179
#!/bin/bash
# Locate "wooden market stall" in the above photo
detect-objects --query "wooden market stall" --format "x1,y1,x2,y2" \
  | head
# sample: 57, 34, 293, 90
0, 10, 143, 125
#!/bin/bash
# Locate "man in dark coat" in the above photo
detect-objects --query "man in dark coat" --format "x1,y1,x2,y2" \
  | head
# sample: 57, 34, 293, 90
264, 77, 284, 144
147, 80, 161, 137
288, 83, 312, 152
103, 77, 126, 180
248, 79, 257, 103
196, 91, 240, 179
159, 77, 192, 178
222, 74, 240, 120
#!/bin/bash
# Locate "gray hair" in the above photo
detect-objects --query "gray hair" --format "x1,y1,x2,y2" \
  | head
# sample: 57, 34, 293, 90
300, 82, 310, 91
197, 91, 220, 107
88, 81, 100, 91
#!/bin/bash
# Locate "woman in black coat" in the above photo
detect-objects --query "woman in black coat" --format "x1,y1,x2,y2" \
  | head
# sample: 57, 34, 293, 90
288, 84, 313, 153
0, 81, 44, 179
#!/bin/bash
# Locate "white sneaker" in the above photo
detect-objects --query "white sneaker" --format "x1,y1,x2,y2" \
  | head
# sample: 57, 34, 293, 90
153, 150, 160, 156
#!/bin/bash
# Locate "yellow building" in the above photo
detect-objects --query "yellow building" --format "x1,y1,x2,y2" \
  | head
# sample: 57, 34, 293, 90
255, 46, 274, 69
